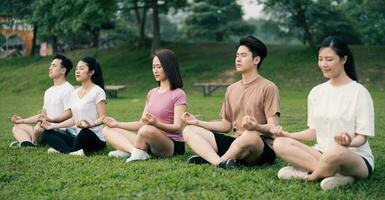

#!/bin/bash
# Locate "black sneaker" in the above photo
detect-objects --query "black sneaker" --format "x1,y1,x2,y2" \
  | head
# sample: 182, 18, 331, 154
225, 159, 239, 169
20, 141, 36, 147
217, 161, 227, 169
187, 155, 209, 165
217, 159, 239, 169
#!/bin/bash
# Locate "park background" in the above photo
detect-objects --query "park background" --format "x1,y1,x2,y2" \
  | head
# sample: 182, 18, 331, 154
0, 0, 384, 199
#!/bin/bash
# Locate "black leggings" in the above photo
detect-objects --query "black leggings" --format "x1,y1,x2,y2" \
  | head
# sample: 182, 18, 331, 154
42, 129, 106, 154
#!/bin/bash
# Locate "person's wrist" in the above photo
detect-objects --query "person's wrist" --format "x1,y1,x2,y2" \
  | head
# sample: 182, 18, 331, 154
195, 120, 200, 126
253, 123, 260, 131
51, 123, 57, 129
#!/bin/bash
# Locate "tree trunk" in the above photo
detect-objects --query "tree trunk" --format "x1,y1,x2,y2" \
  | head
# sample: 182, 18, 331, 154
296, 7, 314, 47
31, 23, 37, 55
91, 29, 100, 48
52, 36, 58, 54
140, 5, 148, 40
133, 0, 148, 40
151, 0, 160, 55
133, 0, 142, 37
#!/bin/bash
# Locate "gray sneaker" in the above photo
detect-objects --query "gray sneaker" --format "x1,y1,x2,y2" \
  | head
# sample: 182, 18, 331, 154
47, 147, 59, 153
320, 174, 354, 190
277, 166, 308, 180
108, 150, 131, 158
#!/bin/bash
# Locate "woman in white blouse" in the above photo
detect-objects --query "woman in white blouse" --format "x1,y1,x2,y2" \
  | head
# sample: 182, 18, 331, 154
271, 36, 374, 190
41, 56, 107, 156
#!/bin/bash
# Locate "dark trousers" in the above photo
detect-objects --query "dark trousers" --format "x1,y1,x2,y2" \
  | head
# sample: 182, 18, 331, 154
42, 128, 106, 154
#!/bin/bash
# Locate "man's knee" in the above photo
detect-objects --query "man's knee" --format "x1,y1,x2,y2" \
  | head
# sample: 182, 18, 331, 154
234, 131, 263, 151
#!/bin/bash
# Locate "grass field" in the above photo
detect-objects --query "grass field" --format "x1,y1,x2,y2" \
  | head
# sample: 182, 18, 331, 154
0, 42, 384, 199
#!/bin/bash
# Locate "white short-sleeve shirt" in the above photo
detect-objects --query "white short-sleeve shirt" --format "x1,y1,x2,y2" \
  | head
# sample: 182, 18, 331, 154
69, 85, 106, 141
308, 81, 375, 169
44, 81, 76, 133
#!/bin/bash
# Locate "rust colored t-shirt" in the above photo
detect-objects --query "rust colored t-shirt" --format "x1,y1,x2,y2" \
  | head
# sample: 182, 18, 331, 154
220, 76, 280, 147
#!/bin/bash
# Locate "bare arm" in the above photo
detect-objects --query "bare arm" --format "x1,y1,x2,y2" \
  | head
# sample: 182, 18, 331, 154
182, 112, 232, 133
103, 104, 146, 132
41, 117, 76, 130
288, 128, 316, 141
270, 126, 316, 141
47, 110, 72, 123
10, 113, 40, 124
200, 119, 233, 133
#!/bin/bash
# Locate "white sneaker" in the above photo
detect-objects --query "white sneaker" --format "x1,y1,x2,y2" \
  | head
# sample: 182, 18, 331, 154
69, 149, 85, 156
320, 174, 354, 190
108, 150, 131, 158
278, 166, 308, 180
126, 148, 150, 163
47, 147, 59, 153
9, 141, 20, 148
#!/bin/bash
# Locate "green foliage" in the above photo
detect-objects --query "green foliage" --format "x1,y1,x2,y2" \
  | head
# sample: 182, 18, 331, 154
183, 0, 254, 41
247, 18, 301, 44
31, 0, 117, 48
343, 0, 385, 44
0, 0, 34, 17
258, 0, 385, 45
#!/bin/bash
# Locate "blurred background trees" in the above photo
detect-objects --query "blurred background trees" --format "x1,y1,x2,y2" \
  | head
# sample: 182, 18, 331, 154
1, 0, 384, 56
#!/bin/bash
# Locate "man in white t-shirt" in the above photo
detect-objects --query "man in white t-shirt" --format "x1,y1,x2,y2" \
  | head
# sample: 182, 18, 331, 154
9, 55, 75, 147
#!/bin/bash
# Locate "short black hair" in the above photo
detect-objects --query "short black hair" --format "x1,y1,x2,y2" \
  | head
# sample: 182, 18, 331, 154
53, 54, 73, 76
153, 49, 183, 90
237, 35, 267, 69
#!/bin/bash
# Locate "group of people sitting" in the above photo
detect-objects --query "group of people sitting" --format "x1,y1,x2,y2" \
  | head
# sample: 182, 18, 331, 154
9, 35, 375, 190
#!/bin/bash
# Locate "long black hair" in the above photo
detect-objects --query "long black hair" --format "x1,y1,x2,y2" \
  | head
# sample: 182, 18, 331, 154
153, 49, 183, 90
318, 36, 358, 81
80, 56, 105, 90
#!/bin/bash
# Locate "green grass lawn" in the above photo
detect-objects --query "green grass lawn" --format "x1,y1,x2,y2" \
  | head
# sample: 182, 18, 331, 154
0, 42, 384, 199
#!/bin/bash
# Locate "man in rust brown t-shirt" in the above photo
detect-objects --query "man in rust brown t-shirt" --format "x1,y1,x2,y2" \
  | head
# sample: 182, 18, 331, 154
182, 35, 280, 169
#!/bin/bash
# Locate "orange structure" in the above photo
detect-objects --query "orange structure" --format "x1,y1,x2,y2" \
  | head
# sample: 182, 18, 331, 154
0, 18, 34, 56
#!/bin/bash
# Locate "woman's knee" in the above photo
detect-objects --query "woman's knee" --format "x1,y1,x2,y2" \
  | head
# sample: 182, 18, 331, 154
323, 144, 347, 164
102, 127, 114, 139
137, 125, 156, 139
273, 137, 293, 155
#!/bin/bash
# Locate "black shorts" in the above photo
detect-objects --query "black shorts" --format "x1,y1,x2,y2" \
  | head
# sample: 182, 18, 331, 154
362, 156, 373, 176
172, 139, 185, 155
148, 138, 185, 156
213, 132, 276, 166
